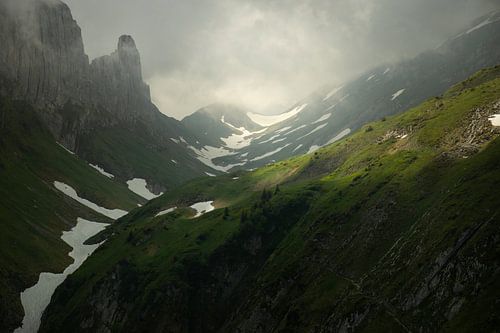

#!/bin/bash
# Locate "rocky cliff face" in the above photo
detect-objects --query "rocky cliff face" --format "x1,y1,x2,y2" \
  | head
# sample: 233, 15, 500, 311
90, 35, 152, 121
0, 0, 157, 144
0, 0, 90, 107
0, 0, 214, 191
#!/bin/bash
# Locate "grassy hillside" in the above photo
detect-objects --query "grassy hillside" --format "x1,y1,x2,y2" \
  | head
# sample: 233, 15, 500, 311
76, 112, 218, 193
0, 97, 143, 332
41, 66, 500, 332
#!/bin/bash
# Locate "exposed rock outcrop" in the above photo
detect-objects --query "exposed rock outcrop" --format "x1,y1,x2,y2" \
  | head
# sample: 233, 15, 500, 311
90, 35, 152, 121
0, 0, 156, 144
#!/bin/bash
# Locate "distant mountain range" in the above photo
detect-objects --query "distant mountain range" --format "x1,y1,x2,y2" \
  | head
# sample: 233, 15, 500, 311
0, 1, 499, 331
182, 11, 500, 171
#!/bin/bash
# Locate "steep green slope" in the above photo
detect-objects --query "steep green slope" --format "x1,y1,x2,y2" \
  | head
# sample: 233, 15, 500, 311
41, 67, 500, 332
0, 97, 143, 331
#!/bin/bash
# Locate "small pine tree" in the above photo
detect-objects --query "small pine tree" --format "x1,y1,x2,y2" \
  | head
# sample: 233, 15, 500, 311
274, 185, 280, 194
223, 207, 229, 220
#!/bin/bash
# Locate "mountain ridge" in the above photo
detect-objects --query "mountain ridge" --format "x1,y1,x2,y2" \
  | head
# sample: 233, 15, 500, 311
40, 66, 500, 332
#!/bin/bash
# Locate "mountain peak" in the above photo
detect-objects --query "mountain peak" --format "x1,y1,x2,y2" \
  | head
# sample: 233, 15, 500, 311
118, 35, 137, 50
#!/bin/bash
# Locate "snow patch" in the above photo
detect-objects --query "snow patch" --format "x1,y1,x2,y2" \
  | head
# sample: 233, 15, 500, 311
171, 159, 178, 164
325, 104, 337, 112
307, 145, 321, 154
272, 137, 287, 144
489, 114, 500, 126
293, 144, 303, 152
366, 74, 376, 82
391, 89, 406, 101
188, 145, 244, 172
156, 207, 177, 217
220, 117, 261, 149
383, 67, 391, 75
276, 126, 292, 133
326, 128, 351, 145
205, 172, 216, 177
127, 178, 162, 200
250, 144, 291, 162
190, 201, 215, 217
89, 164, 114, 178
259, 134, 281, 144
247, 104, 307, 126
340, 94, 350, 102
312, 113, 332, 124
323, 86, 343, 101
466, 16, 498, 34
297, 123, 328, 141
54, 181, 127, 219
14, 218, 108, 333
283, 124, 307, 136
170, 138, 180, 144
57, 142, 75, 155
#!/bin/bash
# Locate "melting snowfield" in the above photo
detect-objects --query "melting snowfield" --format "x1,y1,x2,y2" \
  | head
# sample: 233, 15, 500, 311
326, 128, 352, 145
247, 104, 308, 126
391, 89, 406, 101
14, 218, 108, 333
54, 181, 128, 219
156, 207, 177, 217
89, 164, 114, 178
126, 178, 162, 200
489, 114, 500, 126
190, 201, 215, 217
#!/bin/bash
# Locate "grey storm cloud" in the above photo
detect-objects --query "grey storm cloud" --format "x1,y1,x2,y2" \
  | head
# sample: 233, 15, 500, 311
63, 0, 499, 119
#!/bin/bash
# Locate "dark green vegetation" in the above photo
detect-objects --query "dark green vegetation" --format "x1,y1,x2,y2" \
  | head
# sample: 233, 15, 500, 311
76, 113, 217, 190
41, 67, 500, 332
0, 97, 143, 331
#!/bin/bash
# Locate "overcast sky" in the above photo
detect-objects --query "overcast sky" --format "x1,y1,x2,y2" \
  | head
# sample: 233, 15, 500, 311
64, 0, 498, 119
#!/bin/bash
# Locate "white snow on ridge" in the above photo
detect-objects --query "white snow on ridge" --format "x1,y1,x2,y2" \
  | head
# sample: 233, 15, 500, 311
391, 89, 406, 101
312, 113, 332, 124
325, 104, 337, 112
383, 67, 391, 75
89, 164, 114, 178
190, 201, 215, 217
297, 123, 328, 141
466, 16, 498, 34
220, 117, 263, 150
188, 145, 244, 172
272, 138, 287, 144
57, 142, 75, 155
54, 181, 128, 219
250, 144, 291, 162
276, 126, 292, 133
170, 138, 180, 144
340, 94, 350, 102
323, 86, 343, 101
14, 218, 108, 333
127, 178, 162, 201
293, 144, 303, 152
247, 104, 308, 127
283, 124, 307, 136
489, 114, 500, 126
156, 207, 177, 217
307, 145, 321, 154
366, 74, 376, 82
326, 128, 352, 145
259, 134, 280, 144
